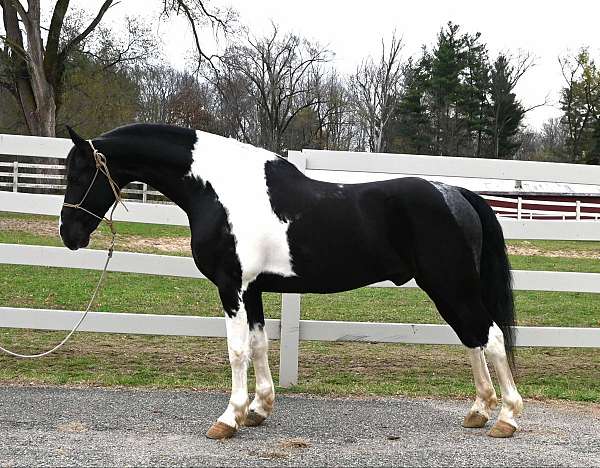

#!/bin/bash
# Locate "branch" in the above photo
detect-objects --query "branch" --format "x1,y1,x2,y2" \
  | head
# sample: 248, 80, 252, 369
8, 0, 30, 29
60, 0, 115, 57
43, 0, 69, 78
0, 34, 29, 60
45, 0, 69, 57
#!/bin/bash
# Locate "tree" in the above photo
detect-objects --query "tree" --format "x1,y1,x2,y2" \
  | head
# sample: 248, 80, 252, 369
0, 0, 233, 137
349, 33, 403, 153
487, 54, 529, 159
208, 25, 329, 153
427, 22, 466, 156
559, 48, 600, 163
461, 33, 490, 157
0, 0, 116, 136
387, 54, 433, 154
135, 65, 220, 133
57, 49, 139, 138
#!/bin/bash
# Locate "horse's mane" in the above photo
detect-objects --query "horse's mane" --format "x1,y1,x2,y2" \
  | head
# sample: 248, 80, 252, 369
101, 123, 195, 141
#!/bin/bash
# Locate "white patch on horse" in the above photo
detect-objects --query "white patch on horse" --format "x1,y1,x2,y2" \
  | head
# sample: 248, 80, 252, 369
467, 347, 497, 419
484, 323, 523, 428
188, 131, 295, 284
249, 326, 275, 418
218, 302, 250, 428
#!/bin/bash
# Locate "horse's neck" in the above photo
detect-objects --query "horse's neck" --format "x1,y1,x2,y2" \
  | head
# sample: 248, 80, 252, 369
100, 136, 197, 213
102, 129, 292, 215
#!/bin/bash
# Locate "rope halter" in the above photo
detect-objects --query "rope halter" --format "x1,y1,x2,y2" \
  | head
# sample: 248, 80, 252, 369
62, 140, 127, 237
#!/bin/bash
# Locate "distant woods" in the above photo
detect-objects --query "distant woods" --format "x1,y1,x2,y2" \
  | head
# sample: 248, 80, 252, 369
1, 3, 599, 164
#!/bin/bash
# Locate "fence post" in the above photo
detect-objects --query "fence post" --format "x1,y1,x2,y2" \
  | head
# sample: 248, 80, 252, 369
142, 183, 148, 203
576, 200, 581, 220
517, 197, 522, 220
279, 293, 301, 387
12, 161, 18, 192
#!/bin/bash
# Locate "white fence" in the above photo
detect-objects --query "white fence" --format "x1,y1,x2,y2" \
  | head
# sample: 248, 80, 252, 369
483, 194, 600, 221
1, 135, 600, 387
4, 132, 600, 220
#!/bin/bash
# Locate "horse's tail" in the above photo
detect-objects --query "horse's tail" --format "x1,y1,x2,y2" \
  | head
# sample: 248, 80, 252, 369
459, 188, 516, 370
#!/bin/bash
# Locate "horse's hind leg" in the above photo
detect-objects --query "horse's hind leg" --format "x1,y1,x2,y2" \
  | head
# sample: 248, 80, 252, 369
484, 324, 523, 438
463, 347, 497, 428
420, 283, 523, 437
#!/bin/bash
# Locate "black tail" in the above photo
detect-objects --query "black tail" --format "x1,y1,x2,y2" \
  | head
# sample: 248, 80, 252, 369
459, 188, 516, 370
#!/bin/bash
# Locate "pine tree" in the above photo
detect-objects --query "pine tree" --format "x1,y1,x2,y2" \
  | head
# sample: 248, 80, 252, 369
460, 33, 490, 157
488, 55, 526, 159
387, 54, 433, 154
429, 22, 466, 156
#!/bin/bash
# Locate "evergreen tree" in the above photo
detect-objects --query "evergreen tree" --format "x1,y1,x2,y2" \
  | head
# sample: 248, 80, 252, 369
387, 54, 433, 154
428, 22, 465, 156
461, 33, 490, 157
488, 55, 526, 159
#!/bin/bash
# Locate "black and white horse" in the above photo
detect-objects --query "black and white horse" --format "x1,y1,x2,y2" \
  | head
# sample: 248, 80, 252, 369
60, 124, 523, 439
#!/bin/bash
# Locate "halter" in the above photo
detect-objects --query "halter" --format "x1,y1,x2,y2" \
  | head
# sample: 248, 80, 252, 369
0, 140, 127, 359
62, 140, 127, 236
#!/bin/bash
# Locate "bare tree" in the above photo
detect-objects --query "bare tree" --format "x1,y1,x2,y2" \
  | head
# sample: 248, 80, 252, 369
135, 65, 220, 132
160, 0, 237, 69
349, 33, 403, 153
308, 69, 354, 150
208, 25, 329, 153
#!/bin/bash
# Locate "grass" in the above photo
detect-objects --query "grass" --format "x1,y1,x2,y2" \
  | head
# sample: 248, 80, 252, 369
0, 331, 598, 402
0, 211, 599, 403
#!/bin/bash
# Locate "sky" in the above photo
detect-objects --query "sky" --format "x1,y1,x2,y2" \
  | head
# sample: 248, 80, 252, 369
72, 1, 600, 129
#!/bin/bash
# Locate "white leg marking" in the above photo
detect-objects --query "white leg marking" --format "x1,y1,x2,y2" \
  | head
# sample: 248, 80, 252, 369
484, 323, 523, 428
249, 326, 275, 418
467, 347, 498, 419
217, 305, 250, 429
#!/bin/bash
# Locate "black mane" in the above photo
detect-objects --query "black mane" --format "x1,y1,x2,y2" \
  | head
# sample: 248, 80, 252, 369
101, 123, 196, 141
95, 123, 197, 166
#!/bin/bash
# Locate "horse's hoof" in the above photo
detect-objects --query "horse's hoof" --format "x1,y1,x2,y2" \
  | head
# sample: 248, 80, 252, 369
243, 410, 266, 427
206, 421, 236, 439
462, 410, 489, 428
487, 420, 517, 438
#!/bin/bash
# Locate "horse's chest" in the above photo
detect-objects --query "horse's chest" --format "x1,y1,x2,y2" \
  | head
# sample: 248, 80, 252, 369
225, 195, 295, 282
188, 136, 295, 284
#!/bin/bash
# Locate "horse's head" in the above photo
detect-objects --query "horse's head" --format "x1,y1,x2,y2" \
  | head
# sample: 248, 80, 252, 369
59, 127, 121, 250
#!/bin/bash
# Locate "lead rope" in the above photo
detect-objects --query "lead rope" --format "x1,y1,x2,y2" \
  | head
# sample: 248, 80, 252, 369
0, 141, 125, 358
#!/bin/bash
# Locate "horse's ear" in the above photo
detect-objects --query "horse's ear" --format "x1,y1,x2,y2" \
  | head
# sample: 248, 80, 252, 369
66, 125, 87, 149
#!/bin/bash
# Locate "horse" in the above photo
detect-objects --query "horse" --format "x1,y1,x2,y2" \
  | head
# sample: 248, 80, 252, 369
59, 123, 523, 440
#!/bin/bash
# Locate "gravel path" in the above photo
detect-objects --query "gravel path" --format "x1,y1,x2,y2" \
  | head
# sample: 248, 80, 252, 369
0, 386, 599, 467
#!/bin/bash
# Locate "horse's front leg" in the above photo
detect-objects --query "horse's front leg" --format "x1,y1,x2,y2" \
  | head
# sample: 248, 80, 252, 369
245, 325, 275, 426
206, 287, 251, 439
238, 287, 275, 427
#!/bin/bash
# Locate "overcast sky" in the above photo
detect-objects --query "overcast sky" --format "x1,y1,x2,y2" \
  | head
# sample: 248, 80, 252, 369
99, 1, 598, 129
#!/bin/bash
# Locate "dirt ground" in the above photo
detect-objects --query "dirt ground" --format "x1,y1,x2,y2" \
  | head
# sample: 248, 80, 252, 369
507, 244, 600, 259
3, 216, 599, 259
